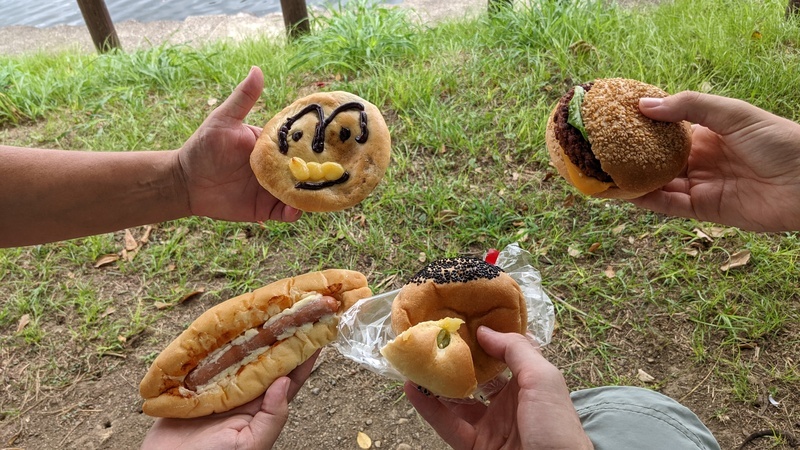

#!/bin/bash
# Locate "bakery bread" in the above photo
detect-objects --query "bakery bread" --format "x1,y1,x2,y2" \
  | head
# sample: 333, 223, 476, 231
250, 91, 391, 212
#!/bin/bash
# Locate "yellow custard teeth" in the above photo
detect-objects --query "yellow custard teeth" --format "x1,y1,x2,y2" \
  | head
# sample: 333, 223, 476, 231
288, 158, 345, 182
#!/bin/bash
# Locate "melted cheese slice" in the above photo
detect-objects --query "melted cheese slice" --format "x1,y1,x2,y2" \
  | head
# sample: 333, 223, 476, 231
558, 146, 614, 195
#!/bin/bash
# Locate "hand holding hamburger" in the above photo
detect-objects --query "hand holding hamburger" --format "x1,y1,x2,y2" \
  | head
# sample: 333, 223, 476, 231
546, 78, 692, 199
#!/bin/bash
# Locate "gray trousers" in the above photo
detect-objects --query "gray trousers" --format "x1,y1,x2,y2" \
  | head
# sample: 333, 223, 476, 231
572, 386, 721, 450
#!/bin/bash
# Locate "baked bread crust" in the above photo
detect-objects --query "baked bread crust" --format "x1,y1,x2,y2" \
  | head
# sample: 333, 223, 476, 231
250, 91, 391, 212
390, 257, 527, 392
546, 78, 692, 199
139, 269, 371, 418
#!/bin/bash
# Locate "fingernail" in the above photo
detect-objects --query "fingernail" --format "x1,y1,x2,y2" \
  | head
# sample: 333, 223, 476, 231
278, 377, 290, 397
478, 325, 497, 335
639, 97, 664, 108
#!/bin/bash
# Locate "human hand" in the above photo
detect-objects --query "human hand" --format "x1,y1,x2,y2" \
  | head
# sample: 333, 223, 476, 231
634, 92, 800, 232
177, 66, 302, 223
140, 349, 319, 450
404, 327, 593, 450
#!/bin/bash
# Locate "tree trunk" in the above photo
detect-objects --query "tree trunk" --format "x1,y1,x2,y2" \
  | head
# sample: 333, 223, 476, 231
76, 0, 121, 53
280, 0, 310, 39
787, 0, 800, 18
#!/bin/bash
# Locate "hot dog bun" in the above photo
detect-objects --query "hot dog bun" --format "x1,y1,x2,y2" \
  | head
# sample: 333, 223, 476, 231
250, 91, 391, 212
139, 269, 371, 418
384, 257, 527, 398
546, 78, 692, 199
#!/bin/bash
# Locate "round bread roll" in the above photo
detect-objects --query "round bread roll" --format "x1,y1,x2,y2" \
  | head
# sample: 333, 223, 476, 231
250, 91, 391, 212
546, 78, 692, 199
381, 318, 478, 399
389, 257, 527, 395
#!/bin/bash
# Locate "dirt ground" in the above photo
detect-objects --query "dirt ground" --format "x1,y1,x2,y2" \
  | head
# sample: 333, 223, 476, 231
2, 271, 798, 450
2, 1, 799, 450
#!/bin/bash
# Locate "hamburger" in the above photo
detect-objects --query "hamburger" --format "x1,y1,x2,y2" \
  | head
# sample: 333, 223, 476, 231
380, 257, 527, 398
546, 78, 692, 199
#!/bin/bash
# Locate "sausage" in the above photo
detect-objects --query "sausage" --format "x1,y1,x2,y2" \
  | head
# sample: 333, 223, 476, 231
184, 295, 340, 390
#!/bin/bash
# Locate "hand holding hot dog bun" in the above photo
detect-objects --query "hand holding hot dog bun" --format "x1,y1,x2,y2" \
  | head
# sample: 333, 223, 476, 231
546, 78, 692, 199
381, 257, 527, 398
139, 269, 371, 418
250, 91, 391, 212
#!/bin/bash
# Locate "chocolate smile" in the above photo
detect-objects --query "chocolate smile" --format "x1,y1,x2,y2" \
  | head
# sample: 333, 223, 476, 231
296, 172, 351, 190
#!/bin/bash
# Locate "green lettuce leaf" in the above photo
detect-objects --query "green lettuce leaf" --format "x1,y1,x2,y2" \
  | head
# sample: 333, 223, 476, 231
567, 85, 590, 142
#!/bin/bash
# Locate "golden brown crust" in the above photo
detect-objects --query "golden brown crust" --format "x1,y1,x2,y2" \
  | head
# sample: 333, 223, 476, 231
546, 78, 692, 199
390, 257, 527, 389
250, 91, 391, 212
139, 269, 371, 418
381, 318, 477, 399
584, 78, 692, 197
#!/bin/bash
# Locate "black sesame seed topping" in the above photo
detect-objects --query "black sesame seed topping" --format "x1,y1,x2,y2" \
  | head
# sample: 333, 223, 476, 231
407, 256, 503, 285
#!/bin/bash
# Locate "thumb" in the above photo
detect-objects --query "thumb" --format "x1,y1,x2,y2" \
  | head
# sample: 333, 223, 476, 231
477, 327, 546, 377
213, 66, 264, 125
639, 91, 763, 136
248, 376, 291, 448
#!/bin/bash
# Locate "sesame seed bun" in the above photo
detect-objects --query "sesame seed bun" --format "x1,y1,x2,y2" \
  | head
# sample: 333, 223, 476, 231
546, 78, 692, 199
385, 257, 527, 398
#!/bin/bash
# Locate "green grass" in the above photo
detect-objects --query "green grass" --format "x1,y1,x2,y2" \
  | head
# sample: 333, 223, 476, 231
1, 0, 799, 443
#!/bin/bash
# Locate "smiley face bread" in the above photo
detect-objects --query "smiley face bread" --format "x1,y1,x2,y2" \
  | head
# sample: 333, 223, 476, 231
250, 91, 391, 212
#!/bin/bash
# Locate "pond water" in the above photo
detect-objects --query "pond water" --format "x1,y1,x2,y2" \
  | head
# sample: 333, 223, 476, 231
0, 0, 390, 28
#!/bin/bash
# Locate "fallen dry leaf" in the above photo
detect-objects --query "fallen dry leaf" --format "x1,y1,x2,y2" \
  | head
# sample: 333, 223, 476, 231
207, 97, 218, 106
124, 229, 139, 251
140, 225, 153, 244
721, 250, 751, 271
611, 224, 626, 235
100, 307, 116, 319
568, 246, 581, 258
562, 194, 575, 207
357, 431, 372, 449
603, 266, 616, 278
178, 288, 206, 304
122, 247, 139, 262
693, 227, 713, 242
637, 369, 656, 383
588, 242, 601, 253
706, 226, 736, 239
16, 314, 30, 333
154, 301, 171, 310
418, 252, 427, 263
117, 335, 127, 344
93, 253, 120, 268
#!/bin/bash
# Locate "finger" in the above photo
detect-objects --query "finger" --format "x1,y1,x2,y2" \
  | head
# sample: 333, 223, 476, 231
477, 327, 547, 378
266, 199, 303, 223
248, 376, 291, 448
628, 183, 695, 219
638, 91, 764, 135
403, 382, 475, 449
285, 349, 320, 401
213, 66, 264, 125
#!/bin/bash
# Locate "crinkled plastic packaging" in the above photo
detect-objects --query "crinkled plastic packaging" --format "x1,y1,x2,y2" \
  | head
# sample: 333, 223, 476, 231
332, 243, 555, 402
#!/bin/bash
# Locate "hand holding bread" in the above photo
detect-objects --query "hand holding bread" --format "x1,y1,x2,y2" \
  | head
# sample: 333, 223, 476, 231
139, 269, 371, 418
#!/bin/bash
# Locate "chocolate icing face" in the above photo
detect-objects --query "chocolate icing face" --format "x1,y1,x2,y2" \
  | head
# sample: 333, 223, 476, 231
250, 91, 391, 212
276, 102, 370, 191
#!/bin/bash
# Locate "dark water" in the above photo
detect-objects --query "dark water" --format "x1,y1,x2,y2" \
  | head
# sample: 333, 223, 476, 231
0, 0, 391, 28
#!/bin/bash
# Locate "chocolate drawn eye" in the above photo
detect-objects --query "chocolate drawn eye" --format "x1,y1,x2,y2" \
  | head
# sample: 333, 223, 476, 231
292, 131, 303, 142
339, 127, 351, 142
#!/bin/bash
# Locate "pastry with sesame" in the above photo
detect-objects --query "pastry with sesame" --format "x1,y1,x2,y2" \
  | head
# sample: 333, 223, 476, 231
546, 78, 692, 199
381, 257, 528, 398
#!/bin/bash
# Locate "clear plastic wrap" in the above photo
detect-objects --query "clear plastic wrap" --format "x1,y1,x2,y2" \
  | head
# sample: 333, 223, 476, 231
332, 243, 555, 397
